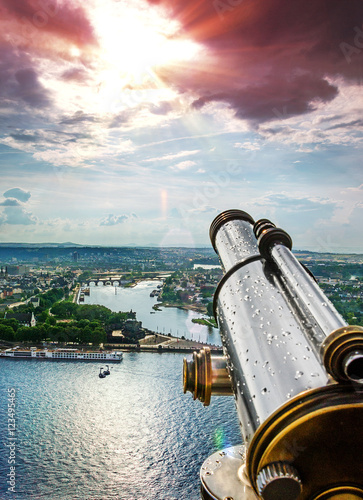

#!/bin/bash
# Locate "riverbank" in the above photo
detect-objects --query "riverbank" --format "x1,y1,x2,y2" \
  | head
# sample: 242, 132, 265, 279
192, 317, 218, 328
106, 342, 222, 354
158, 302, 207, 314
107, 331, 222, 353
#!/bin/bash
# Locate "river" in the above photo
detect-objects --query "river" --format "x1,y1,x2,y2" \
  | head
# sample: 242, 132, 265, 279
82, 280, 222, 346
0, 281, 242, 499
0, 354, 240, 499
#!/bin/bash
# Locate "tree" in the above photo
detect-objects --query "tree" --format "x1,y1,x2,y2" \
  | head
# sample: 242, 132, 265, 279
0, 318, 19, 332
90, 327, 107, 345
14, 327, 30, 342
46, 316, 56, 326
0, 324, 15, 341
207, 302, 214, 318
37, 311, 48, 323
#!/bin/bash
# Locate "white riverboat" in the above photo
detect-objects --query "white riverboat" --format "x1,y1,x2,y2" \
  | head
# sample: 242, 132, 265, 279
0, 347, 123, 362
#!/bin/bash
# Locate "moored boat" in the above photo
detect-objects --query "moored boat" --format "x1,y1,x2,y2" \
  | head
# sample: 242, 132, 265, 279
0, 347, 123, 362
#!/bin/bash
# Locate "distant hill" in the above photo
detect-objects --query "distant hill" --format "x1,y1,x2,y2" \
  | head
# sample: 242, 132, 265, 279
0, 242, 83, 248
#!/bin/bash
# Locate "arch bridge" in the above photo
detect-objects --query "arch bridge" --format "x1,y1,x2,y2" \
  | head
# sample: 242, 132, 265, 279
87, 279, 120, 287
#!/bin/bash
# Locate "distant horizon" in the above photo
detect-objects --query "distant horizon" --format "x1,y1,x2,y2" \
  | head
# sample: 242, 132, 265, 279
0, 241, 361, 256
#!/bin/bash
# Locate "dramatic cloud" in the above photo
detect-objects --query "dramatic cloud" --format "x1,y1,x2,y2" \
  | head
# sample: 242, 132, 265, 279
149, 0, 363, 124
15, 68, 51, 107
3, 187, 31, 202
0, 45, 50, 110
0, 0, 97, 47
0, 1, 361, 250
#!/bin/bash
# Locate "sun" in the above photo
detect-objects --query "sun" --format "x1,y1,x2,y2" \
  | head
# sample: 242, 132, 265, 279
90, 0, 201, 97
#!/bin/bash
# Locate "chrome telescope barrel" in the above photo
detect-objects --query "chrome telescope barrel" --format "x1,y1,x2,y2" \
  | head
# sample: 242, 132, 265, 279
210, 211, 330, 440
183, 209, 363, 500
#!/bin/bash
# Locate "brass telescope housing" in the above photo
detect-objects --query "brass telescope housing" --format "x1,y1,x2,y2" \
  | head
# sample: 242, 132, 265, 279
183, 347, 233, 406
183, 209, 363, 500
321, 325, 363, 384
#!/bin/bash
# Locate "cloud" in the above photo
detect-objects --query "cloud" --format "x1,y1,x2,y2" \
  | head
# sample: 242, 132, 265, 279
326, 119, 363, 130
4, 187, 31, 202
60, 111, 97, 125
61, 67, 90, 83
1, 206, 37, 225
0, 0, 97, 47
15, 68, 51, 107
0, 46, 51, 109
0, 198, 21, 206
9, 132, 41, 142
346, 184, 363, 192
192, 75, 339, 124
143, 150, 200, 162
148, 0, 363, 124
148, 101, 172, 115
100, 214, 133, 226
257, 193, 337, 213
234, 142, 261, 151
172, 160, 196, 171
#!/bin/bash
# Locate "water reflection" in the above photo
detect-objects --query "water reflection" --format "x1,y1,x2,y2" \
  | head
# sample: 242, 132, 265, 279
0, 354, 240, 500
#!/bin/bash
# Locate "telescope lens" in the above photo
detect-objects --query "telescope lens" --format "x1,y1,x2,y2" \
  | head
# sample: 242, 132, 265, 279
343, 350, 363, 384
183, 356, 195, 395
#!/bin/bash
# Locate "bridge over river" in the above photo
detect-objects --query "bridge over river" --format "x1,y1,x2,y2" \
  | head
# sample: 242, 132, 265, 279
86, 279, 122, 286
84, 272, 170, 287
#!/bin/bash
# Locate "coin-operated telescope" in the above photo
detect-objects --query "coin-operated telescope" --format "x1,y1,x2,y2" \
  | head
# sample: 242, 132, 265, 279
183, 209, 363, 500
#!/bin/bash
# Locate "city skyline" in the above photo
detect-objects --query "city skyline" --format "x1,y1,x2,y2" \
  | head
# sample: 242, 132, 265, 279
0, 0, 362, 252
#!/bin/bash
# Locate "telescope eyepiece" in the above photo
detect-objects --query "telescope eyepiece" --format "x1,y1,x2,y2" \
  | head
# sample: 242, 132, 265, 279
343, 350, 363, 384
253, 218, 293, 260
253, 218, 276, 239
209, 209, 255, 251
321, 326, 363, 384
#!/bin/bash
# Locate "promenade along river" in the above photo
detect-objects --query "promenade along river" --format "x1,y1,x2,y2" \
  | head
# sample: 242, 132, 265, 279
82, 279, 222, 346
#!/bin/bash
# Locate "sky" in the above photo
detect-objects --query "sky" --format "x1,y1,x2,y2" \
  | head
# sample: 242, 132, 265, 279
0, 0, 362, 252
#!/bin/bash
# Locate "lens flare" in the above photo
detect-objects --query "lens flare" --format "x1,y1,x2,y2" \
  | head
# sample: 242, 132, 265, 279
213, 426, 229, 450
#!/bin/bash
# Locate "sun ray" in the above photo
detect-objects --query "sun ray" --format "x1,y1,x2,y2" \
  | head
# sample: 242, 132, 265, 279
89, 0, 202, 108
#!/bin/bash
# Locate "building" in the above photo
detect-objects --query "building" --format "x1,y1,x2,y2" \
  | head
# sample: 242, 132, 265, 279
30, 297, 40, 308
6, 265, 28, 276
5, 312, 36, 327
